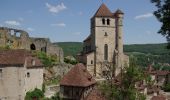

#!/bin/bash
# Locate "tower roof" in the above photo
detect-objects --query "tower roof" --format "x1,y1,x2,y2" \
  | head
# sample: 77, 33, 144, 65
115, 9, 124, 14
60, 63, 96, 87
93, 3, 113, 17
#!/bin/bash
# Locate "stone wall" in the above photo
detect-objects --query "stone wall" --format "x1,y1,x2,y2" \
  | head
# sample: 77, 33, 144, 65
24, 67, 44, 93
0, 27, 64, 62
0, 66, 25, 100
0, 66, 43, 100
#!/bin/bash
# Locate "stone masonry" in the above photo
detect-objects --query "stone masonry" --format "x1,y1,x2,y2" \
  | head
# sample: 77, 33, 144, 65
77, 3, 129, 78
0, 27, 64, 62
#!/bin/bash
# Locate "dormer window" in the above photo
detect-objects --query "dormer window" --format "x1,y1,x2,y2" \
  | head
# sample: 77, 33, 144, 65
107, 19, 110, 25
102, 18, 105, 25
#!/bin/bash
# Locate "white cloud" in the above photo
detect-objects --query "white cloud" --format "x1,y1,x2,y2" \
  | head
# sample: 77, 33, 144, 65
51, 23, 66, 27
135, 13, 153, 20
5, 20, 21, 26
46, 2, 67, 14
27, 27, 34, 32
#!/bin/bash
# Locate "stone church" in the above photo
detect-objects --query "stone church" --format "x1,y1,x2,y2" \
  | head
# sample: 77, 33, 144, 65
77, 3, 129, 78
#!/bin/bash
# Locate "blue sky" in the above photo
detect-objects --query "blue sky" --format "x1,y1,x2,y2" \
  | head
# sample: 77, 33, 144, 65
0, 0, 167, 44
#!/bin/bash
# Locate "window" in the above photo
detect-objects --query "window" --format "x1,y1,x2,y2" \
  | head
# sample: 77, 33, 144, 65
107, 19, 110, 25
0, 69, 2, 79
102, 18, 105, 25
27, 72, 30, 78
104, 32, 108, 36
104, 44, 108, 60
91, 60, 93, 64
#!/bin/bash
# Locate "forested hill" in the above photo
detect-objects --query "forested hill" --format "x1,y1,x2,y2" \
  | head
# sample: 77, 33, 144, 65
55, 42, 170, 56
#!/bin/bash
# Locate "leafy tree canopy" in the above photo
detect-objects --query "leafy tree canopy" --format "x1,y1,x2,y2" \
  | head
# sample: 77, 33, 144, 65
151, 0, 170, 48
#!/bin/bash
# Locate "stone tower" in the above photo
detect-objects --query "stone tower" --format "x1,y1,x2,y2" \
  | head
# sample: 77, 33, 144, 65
77, 3, 129, 78
114, 10, 124, 76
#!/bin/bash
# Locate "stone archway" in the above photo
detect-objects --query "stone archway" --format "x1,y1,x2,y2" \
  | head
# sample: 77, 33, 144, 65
30, 43, 36, 50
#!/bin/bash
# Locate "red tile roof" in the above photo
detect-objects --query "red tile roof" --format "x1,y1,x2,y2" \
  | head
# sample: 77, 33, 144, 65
151, 95, 166, 100
156, 70, 170, 76
93, 3, 113, 17
60, 63, 96, 87
0, 49, 31, 65
0, 49, 43, 68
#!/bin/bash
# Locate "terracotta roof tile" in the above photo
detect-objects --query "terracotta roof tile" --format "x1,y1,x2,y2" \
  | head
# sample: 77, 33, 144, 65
156, 70, 170, 76
151, 95, 166, 100
0, 49, 31, 65
0, 49, 43, 68
60, 63, 96, 87
93, 3, 113, 17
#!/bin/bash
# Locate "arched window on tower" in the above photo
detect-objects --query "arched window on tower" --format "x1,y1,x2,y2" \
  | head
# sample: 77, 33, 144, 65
107, 19, 110, 25
102, 18, 105, 25
104, 44, 108, 61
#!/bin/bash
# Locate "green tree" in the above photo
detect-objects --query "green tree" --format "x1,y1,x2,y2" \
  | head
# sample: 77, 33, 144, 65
151, 0, 170, 48
99, 57, 146, 100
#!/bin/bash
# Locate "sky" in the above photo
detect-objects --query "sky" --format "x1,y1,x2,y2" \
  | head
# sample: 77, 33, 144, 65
0, 0, 167, 44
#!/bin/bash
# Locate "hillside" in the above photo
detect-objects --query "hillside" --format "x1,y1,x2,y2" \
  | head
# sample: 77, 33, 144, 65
124, 43, 170, 55
55, 42, 170, 56
54, 42, 83, 57
55, 42, 170, 67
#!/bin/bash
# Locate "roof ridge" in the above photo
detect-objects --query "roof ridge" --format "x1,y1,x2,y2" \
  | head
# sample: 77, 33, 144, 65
93, 3, 113, 17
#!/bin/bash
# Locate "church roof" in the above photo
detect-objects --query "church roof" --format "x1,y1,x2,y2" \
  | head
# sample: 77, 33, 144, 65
60, 63, 96, 87
93, 3, 113, 17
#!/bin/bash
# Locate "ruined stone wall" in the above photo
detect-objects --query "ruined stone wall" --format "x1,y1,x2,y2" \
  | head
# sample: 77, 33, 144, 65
0, 27, 64, 62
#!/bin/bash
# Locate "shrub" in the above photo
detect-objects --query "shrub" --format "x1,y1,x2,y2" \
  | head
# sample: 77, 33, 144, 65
163, 84, 170, 92
25, 88, 44, 100
34, 51, 57, 67
64, 58, 78, 65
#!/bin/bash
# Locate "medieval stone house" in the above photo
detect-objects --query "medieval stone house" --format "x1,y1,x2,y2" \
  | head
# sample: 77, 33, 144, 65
77, 3, 129, 78
0, 49, 44, 100
0, 27, 63, 62
60, 63, 96, 100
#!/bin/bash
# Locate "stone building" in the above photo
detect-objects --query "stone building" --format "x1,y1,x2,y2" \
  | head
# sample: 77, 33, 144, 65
60, 63, 96, 100
0, 49, 44, 100
0, 27, 63, 62
77, 3, 129, 78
